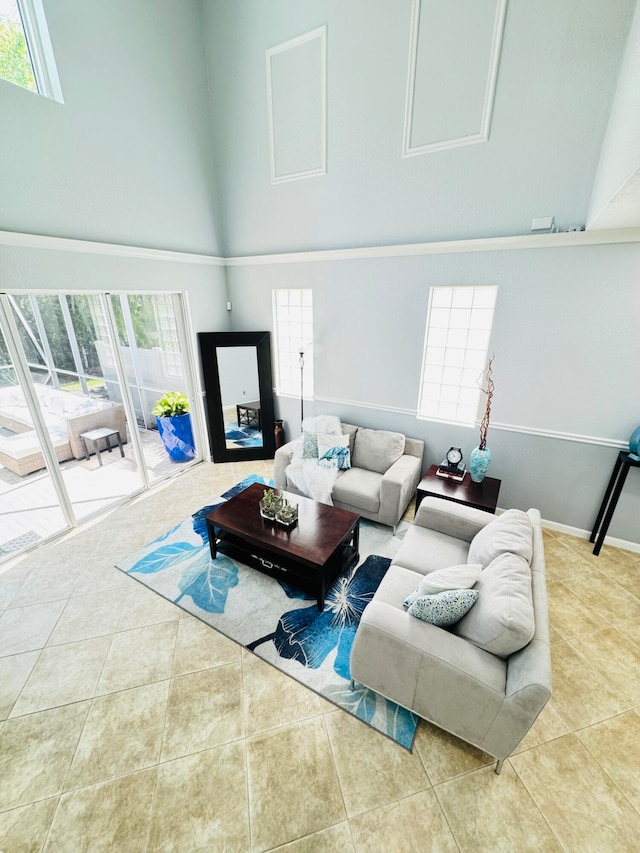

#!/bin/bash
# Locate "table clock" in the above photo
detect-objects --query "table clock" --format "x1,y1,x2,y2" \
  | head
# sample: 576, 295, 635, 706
439, 446, 465, 476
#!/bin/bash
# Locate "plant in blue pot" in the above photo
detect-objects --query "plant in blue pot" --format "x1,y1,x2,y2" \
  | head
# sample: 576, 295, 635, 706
152, 391, 196, 463
470, 357, 494, 483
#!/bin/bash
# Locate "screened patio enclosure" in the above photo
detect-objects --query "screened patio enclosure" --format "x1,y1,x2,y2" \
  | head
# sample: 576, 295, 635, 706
0, 291, 204, 565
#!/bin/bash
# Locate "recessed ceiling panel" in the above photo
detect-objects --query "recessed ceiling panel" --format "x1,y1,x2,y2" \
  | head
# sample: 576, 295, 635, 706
404, 0, 506, 156
266, 27, 327, 184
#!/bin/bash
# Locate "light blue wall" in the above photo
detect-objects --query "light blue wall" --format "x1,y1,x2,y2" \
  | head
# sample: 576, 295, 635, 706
0, 0, 220, 255
203, 0, 636, 256
226, 240, 640, 546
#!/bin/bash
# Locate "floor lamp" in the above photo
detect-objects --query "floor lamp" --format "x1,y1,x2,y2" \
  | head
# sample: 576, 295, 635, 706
299, 349, 305, 434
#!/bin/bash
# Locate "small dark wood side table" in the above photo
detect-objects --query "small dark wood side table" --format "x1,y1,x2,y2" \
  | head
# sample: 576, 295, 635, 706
236, 401, 261, 430
416, 465, 501, 515
590, 450, 640, 555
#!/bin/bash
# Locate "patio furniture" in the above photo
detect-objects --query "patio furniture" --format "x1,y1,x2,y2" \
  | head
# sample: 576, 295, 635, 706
80, 427, 125, 466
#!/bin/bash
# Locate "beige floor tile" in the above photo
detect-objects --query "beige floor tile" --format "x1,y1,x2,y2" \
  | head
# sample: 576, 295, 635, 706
569, 627, 640, 705
543, 537, 595, 581
148, 742, 249, 852
243, 652, 322, 736
0, 650, 40, 721
437, 762, 561, 852
65, 680, 170, 790
46, 587, 128, 646
549, 641, 629, 730
511, 733, 640, 852
10, 635, 112, 717
546, 580, 608, 639
350, 789, 457, 853
413, 720, 493, 785
0, 599, 66, 657
564, 570, 640, 626
0, 563, 32, 610
73, 563, 133, 596
44, 767, 157, 853
116, 580, 181, 631
0, 797, 59, 853
95, 620, 178, 694
172, 612, 241, 675
597, 555, 640, 599
511, 701, 571, 753
577, 710, 640, 813
161, 662, 243, 761
324, 710, 429, 818
247, 717, 346, 850
0, 701, 90, 809
617, 617, 640, 648
9, 560, 86, 608
272, 822, 355, 852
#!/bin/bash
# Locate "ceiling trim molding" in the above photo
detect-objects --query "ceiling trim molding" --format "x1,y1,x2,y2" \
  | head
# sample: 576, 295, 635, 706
402, 0, 507, 158
0, 230, 225, 265
2, 227, 640, 267
266, 25, 327, 185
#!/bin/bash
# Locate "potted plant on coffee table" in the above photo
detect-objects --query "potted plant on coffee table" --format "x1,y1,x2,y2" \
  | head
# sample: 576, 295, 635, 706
152, 391, 196, 462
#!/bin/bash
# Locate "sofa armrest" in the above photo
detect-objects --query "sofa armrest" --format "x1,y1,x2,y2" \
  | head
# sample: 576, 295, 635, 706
414, 496, 495, 543
274, 438, 301, 489
378, 454, 422, 527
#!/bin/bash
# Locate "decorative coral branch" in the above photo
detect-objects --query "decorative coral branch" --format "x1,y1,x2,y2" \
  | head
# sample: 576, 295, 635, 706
478, 357, 494, 451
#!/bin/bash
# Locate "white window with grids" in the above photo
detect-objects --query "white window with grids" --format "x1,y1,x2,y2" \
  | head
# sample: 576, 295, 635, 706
418, 285, 497, 424
272, 289, 314, 398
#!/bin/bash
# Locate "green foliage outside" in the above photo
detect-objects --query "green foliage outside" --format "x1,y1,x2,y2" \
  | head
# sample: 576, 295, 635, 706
0, 17, 37, 92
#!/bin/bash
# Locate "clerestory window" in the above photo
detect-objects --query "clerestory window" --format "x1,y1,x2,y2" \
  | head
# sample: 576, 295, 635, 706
0, 0, 63, 101
418, 285, 497, 425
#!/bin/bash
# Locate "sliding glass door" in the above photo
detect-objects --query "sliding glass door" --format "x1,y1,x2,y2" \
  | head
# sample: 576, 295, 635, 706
0, 290, 202, 565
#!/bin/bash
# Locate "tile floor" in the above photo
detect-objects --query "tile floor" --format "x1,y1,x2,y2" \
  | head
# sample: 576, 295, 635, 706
0, 460, 639, 852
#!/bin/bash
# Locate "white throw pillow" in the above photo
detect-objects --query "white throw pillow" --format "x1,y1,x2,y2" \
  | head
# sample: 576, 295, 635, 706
317, 432, 351, 469
453, 551, 535, 658
468, 509, 533, 568
403, 563, 482, 606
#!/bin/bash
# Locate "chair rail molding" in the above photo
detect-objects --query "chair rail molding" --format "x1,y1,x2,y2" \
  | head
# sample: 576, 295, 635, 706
402, 0, 507, 158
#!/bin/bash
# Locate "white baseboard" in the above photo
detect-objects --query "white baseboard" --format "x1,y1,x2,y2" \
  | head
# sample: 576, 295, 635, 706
540, 518, 640, 555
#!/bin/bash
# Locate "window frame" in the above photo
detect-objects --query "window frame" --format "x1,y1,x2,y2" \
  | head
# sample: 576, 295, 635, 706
0, 0, 63, 102
417, 285, 498, 426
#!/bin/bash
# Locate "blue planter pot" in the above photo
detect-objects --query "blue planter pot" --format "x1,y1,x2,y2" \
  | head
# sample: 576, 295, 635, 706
470, 447, 492, 483
156, 413, 195, 462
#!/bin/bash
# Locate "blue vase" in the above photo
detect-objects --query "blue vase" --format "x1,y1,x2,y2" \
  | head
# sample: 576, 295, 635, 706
630, 425, 640, 461
470, 447, 492, 483
156, 414, 196, 462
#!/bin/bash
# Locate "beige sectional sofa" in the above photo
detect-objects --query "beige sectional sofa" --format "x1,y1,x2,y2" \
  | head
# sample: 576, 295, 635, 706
274, 420, 424, 529
0, 384, 127, 476
350, 496, 551, 772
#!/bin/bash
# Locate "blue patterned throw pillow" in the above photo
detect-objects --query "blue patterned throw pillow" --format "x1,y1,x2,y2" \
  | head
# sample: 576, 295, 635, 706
302, 431, 319, 459
317, 432, 351, 469
407, 589, 479, 627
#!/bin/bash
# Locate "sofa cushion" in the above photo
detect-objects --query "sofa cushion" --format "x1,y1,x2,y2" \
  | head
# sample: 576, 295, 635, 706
454, 551, 535, 658
403, 563, 482, 606
352, 428, 405, 474
468, 509, 533, 568
408, 589, 479, 626
393, 525, 470, 576
332, 467, 381, 513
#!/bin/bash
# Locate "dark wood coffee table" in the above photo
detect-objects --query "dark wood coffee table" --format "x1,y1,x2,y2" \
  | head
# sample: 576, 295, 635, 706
205, 483, 360, 610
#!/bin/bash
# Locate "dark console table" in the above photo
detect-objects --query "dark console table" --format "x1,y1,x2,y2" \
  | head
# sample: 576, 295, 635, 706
589, 450, 640, 555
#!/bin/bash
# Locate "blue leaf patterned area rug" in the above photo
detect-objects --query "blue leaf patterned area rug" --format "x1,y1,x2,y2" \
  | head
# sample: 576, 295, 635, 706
115, 474, 419, 750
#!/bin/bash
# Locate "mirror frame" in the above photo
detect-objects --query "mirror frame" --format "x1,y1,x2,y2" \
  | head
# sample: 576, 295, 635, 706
198, 331, 275, 463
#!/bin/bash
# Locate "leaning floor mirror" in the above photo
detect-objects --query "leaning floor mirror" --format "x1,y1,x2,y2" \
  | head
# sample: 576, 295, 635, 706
198, 331, 276, 463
